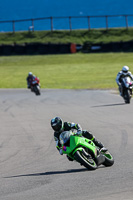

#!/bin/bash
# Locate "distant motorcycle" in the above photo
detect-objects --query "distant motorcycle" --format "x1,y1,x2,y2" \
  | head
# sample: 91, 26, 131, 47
31, 77, 41, 95
59, 131, 114, 170
121, 76, 132, 103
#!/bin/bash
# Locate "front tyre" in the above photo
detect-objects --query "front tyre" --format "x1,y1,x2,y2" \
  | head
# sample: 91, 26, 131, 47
124, 89, 130, 104
74, 150, 97, 170
34, 85, 41, 95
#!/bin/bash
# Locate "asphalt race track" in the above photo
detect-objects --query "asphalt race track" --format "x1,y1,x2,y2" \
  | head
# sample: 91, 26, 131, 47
0, 89, 133, 200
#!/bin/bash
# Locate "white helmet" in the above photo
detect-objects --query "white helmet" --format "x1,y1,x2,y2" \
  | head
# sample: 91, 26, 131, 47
122, 66, 129, 75
28, 72, 33, 76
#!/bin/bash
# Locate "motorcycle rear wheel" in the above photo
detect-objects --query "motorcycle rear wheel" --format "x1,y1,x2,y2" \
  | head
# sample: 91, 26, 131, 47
74, 150, 97, 170
101, 150, 114, 167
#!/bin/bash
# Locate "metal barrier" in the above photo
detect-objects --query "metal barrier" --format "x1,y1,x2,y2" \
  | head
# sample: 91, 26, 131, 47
1, 41, 133, 55
0, 14, 133, 33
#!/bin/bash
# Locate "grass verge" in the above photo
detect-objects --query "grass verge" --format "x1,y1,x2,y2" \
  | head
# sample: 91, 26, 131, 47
0, 52, 133, 89
0, 28, 133, 45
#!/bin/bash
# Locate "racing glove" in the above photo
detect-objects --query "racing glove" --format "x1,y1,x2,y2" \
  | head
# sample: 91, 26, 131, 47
76, 130, 82, 136
59, 149, 63, 155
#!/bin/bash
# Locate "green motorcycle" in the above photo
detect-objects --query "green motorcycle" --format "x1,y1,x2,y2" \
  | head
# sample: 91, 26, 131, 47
59, 131, 114, 170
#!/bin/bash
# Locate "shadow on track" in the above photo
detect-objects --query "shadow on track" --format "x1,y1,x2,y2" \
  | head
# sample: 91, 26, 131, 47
92, 103, 125, 108
4, 168, 88, 178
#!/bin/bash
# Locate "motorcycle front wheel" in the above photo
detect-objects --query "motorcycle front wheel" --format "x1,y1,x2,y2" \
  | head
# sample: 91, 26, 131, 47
34, 85, 41, 95
124, 89, 130, 104
74, 150, 97, 170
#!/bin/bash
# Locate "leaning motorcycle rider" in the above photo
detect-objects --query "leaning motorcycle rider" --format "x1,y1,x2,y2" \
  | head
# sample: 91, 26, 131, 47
26, 72, 36, 89
116, 66, 133, 96
51, 117, 106, 161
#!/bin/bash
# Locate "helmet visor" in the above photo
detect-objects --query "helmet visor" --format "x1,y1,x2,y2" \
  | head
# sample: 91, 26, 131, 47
52, 123, 62, 132
123, 70, 128, 73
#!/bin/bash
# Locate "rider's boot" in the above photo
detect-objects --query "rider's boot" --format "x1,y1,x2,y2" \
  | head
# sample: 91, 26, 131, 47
93, 138, 107, 152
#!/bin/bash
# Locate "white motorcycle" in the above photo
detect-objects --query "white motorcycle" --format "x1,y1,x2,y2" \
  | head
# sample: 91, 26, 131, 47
121, 76, 133, 104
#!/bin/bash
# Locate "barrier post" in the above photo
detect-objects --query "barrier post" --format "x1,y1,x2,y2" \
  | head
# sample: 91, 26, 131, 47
88, 16, 90, 30
32, 19, 34, 32
125, 15, 128, 29
12, 20, 15, 33
106, 16, 108, 30
69, 16, 72, 31
51, 17, 53, 31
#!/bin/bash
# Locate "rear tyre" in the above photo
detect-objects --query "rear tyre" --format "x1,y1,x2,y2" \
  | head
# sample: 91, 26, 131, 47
74, 150, 97, 170
101, 151, 114, 167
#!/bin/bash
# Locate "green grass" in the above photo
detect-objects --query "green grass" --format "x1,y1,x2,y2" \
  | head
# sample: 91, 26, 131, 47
1, 28, 133, 45
0, 52, 133, 89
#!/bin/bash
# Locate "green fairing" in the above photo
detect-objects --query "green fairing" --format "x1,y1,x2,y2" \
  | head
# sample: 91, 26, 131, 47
62, 135, 97, 158
60, 131, 114, 170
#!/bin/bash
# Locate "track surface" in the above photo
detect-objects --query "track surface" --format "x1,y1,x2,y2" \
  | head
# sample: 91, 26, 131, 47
0, 89, 133, 200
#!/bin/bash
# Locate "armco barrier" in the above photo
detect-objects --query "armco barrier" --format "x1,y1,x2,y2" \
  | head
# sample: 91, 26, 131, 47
0, 43, 73, 55
25, 43, 39, 55
2, 44, 14, 55
14, 44, 26, 55
0, 45, 3, 55
38, 43, 49, 54
82, 40, 133, 53
1, 41, 133, 55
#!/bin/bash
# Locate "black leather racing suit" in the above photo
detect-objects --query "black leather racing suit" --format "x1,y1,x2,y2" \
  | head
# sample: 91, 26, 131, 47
26, 75, 36, 88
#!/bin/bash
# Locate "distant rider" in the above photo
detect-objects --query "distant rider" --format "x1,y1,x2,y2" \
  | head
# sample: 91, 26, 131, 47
116, 66, 133, 96
26, 72, 39, 89
51, 117, 106, 160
